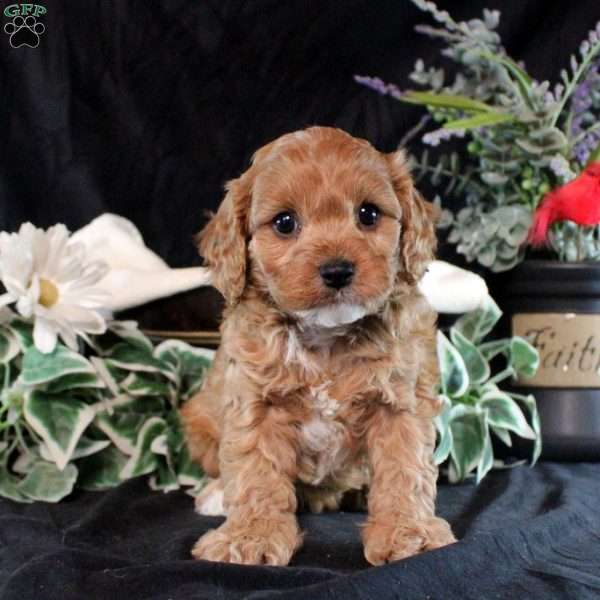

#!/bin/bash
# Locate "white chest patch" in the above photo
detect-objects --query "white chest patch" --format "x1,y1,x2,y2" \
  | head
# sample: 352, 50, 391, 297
298, 384, 348, 485
294, 303, 367, 329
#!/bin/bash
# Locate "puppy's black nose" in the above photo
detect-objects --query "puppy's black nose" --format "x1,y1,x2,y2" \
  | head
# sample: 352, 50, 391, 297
319, 259, 355, 289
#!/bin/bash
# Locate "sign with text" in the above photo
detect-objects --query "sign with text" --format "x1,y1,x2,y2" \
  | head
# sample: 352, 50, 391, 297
512, 313, 600, 388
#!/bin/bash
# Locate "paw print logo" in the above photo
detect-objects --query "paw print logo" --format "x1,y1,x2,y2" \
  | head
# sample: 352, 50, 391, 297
4, 15, 45, 48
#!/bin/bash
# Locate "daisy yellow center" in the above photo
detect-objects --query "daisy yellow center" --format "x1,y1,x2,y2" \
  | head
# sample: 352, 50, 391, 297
39, 278, 59, 308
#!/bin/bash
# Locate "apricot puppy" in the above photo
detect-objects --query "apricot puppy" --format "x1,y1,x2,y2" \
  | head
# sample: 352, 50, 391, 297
181, 126, 456, 566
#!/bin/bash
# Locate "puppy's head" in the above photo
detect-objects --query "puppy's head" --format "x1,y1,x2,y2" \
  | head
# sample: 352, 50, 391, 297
198, 127, 436, 325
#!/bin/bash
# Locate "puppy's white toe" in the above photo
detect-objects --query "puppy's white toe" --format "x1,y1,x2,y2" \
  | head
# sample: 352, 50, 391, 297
195, 478, 226, 516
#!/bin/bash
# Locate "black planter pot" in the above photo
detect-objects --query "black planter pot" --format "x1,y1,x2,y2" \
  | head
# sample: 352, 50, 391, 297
499, 260, 600, 461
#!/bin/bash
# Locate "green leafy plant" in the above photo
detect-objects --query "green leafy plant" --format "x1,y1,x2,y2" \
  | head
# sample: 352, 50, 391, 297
0, 317, 211, 503
435, 297, 541, 483
356, 1, 600, 270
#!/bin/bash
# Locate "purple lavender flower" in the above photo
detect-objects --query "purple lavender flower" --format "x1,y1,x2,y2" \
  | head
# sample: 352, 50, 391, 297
354, 75, 404, 100
570, 61, 600, 164
422, 127, 466, 146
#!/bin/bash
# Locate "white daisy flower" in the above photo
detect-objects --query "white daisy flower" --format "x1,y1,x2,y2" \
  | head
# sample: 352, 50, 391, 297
0, 223, 109, 353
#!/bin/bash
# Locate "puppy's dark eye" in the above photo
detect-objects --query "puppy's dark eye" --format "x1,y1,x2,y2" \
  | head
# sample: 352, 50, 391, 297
358, 202, 380, 228
272, 211, 298, 236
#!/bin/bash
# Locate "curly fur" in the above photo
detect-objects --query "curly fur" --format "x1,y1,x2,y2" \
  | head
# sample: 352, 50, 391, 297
181, 126, 455, 566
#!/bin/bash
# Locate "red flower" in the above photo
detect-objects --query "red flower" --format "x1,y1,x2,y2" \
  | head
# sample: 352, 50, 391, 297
528, 162, 600, 246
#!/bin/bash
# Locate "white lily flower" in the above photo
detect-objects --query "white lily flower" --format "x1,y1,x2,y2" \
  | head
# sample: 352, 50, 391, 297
0, 223, 109, 353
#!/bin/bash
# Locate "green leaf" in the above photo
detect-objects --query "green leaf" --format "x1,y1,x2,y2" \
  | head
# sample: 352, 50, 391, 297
476, 413, 494, 484
40, 435, 111, 461
509, 337, 540, 378
491, 425, 513, 447
77, 446, 129, 491
443, 111, 514, 130
454, 296, 502, 344
108, 321, 154, 353
107, 343, 172, 377
95, 412, 148, 455
17, 462, 77, 502
433, 395, 453, 465
510, 392, 542, 465
154, 340, 213, 400
449, 328, 490, 384
480, 391, 536, 440
176, 444, 205, 487
45, 372, 105, 394
478, 340, 510, 362
8, 320, 34, 350
0, 327, 20, 364
23, 390, 96, 470
149, 459, 179, 493
120, 373, 171, 397
436, 331, 469, 398
21, 345, 95, 386
120, 417, 168, 480
478, 52, 534, 107
0, 470, 32, 503
449, 413, 485, 482
400, 90, 497, 112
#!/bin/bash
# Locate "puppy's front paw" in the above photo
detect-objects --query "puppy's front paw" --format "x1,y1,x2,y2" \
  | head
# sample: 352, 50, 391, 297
363, 516, 455, 565
192, 515, 301, 566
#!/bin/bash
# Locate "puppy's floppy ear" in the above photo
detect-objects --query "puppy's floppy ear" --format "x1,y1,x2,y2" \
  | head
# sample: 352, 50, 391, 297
386, 149, 438, 284
197, 174, 252, 305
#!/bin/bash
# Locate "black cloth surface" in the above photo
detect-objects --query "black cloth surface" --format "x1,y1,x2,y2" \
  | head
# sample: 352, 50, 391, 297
1, 462, 599, 599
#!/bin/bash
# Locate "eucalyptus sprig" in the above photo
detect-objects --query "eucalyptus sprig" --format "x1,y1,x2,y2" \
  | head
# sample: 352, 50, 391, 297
356, 1, 600, 269
435, 297, 541, 483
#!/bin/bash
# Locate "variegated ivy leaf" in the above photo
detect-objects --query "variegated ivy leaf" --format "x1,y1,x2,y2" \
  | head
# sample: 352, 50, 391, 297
154, 340, 213, 399
476, 412, 494, 484
0, 469, 32, 503
454, 296, 502, 344
96, 412, 148, 456
478, 339, 510, 362
176, 444, 205, 489
120, 373, 171, 397
77, 446, 129, 491
449, 328, 490, 384
21, 344, 95, 386
436, 331, 469, 398
149, 460, 180, 493
108, 321, 154, 353
7, 320, 34, 351
40, 436, 111, 462
107, 343, 172, 378
509, 392, 542, 465
491, 425, 513, 447
480, 391, 536, 440
45, 372, 105, 394
509, 337, 540, 378
17, 461, 78, 502
433, 395, 453, 465
119, 417, 168, 480
23, 390, 97, 470
449, 411, 485, 483
0, 326, 20, 364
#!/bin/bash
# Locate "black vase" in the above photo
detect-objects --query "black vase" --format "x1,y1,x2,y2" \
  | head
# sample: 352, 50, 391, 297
500, 260, 600, 460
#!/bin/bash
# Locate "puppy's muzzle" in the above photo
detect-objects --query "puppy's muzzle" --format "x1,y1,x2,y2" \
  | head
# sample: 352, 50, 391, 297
319, 259, 355, 289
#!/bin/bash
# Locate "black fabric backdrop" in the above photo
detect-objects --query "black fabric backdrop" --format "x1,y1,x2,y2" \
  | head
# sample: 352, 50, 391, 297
2, 1, 600, 599
2, 0, 600, 267
1, 463, 600, 599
